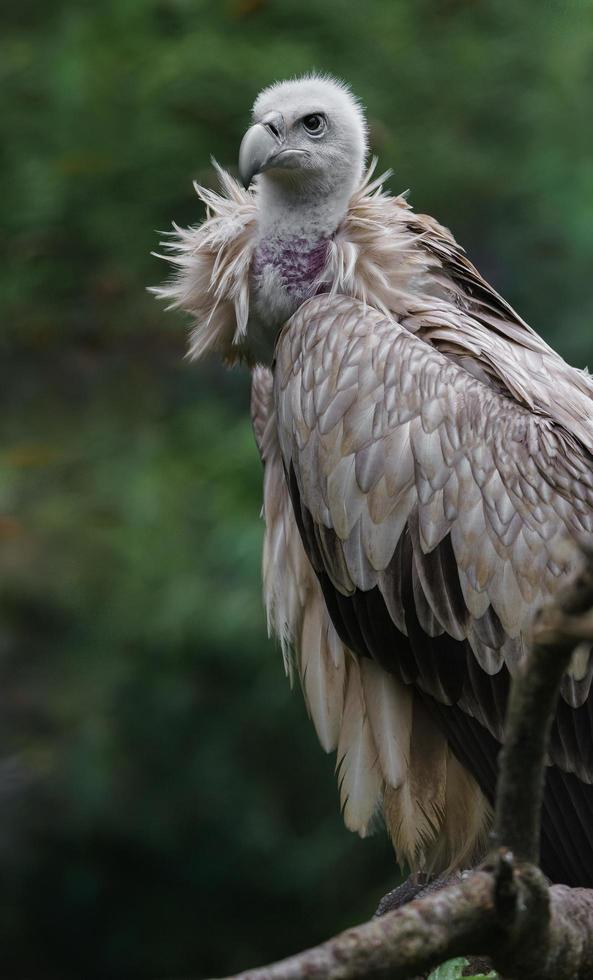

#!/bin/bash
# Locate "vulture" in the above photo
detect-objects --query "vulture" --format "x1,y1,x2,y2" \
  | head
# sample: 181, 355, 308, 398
155, 75, 593, 887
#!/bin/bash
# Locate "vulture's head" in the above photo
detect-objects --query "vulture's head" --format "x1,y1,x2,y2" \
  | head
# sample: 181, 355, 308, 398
239, 75, 368, 203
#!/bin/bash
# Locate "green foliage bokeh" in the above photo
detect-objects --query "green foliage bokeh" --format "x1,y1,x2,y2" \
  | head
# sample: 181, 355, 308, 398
1, 1, 593, 977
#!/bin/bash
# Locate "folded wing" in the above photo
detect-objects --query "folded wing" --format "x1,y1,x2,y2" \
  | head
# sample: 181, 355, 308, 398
272, 293, 593, 884
251, 364, 490, 871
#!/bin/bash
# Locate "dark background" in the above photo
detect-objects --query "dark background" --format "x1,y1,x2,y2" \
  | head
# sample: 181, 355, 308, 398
2, 1, 593, 976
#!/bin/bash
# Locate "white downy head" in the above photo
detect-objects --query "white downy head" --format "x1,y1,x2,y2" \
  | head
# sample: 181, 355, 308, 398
239, 74, 368, 237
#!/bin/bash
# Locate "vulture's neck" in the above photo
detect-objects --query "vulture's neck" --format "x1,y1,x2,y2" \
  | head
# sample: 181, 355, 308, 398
256, 177, 353, 240
246, 179, 354, 362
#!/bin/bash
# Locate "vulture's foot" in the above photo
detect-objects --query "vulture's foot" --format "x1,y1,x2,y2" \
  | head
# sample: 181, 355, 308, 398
374, 871, 430, 915
374, 869, 467, 916
375, 872, 498, 979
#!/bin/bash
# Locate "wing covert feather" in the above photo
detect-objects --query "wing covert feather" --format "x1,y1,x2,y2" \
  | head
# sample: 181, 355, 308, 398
274, 294, 593, 734
252, 365, 488, 869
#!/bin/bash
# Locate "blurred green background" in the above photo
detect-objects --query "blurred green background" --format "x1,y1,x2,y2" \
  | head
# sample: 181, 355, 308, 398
2, 0, 593, 976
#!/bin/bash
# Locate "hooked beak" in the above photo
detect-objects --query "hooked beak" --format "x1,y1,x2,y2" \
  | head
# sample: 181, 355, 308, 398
238, 112, 307, 188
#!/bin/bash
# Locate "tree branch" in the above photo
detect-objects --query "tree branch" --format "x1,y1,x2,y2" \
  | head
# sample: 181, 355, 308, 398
215, 866, 593, 980
492, 553, 593, 865
215, 558, 593, 980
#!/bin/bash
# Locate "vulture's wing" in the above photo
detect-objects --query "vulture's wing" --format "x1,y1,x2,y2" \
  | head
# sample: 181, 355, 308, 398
273, 292, 593, 885
250, 367, 490, 870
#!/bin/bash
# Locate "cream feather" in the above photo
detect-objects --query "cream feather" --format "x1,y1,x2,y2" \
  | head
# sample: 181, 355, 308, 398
359, 659, 411, 789
383, 698, 447, 866
424, 750, 492, 874
152, 164, 257, 364
300, 593, 347, 753
336, 661, 382, 837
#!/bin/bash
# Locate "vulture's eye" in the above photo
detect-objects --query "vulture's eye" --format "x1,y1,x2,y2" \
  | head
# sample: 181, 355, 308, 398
302, 113, 326, 137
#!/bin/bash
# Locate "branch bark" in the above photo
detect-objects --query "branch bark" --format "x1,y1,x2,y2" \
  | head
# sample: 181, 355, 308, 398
492, 554, 593, 865
215, 558, 593, 980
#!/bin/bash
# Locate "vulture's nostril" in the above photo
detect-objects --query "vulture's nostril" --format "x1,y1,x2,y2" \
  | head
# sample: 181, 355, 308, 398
261, 111, 285, 142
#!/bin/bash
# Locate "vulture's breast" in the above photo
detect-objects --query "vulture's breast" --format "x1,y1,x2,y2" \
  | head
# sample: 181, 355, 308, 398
247, 236, 331, 362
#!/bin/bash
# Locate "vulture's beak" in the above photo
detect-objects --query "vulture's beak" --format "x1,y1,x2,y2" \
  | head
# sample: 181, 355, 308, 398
239, 112, 307, 188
